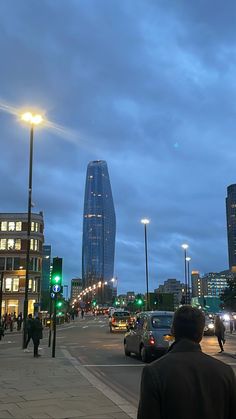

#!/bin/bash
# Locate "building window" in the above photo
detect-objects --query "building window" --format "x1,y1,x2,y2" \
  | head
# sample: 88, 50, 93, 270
0, 221, 22, 232
1, 222, 7, 231
30, 239, 39, 251
16, 222, 22, 231
31, 222, 39, 233
0, 258, 5, 271
5, 277, 12, 291
7, 239, 14, 250
6, 258, 12, 270
7, 300, 18, 315
12, 278, 19, 292
13, 258, 20, 270
0, 239, 6, 250
8, 222, 15, 231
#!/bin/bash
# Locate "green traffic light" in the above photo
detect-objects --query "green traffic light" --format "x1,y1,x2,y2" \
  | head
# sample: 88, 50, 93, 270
137, 299, 143, 305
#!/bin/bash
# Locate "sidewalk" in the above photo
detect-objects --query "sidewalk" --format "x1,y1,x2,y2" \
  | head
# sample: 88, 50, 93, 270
0, 340, 134, 419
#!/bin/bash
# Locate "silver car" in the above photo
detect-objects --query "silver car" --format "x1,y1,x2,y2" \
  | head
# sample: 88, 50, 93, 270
124, 311, 174, 362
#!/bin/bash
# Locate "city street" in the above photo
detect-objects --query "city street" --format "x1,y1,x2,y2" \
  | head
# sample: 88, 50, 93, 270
1, 315, 236, 418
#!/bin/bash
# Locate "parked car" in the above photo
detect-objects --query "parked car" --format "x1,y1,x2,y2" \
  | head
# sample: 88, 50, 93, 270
124, 311, 174, 362
109, 311, 131, 333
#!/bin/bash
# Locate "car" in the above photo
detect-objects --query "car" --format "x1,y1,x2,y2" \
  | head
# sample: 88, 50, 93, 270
109, 311, 131, 333
204, 318, 215, 335
124, 311, 174, 362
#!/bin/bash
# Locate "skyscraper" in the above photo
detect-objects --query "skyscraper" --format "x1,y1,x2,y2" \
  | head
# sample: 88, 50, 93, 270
226, 184, 236, 271
82, 161, 116, 296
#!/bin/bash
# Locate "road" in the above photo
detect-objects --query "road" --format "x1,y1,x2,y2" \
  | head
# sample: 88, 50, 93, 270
2, 314, 236, 412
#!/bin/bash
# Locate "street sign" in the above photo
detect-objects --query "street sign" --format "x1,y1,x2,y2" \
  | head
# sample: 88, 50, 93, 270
51, 292, 55, 299
52, 284, 61, 293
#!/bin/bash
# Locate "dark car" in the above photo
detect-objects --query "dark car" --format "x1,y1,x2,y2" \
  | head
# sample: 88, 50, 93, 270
124, 311, 174, 362
109, 311, 131, 333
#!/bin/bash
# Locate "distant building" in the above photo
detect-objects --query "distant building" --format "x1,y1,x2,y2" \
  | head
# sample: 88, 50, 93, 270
0, 212, 44, 316
155, 278, 185, 307
126, 291, 135, 302
71, 278, 83, 303
82, 160, 116, 304
191, 271, 208, 298
204, 270, 231, 297
226, 184, 236, 271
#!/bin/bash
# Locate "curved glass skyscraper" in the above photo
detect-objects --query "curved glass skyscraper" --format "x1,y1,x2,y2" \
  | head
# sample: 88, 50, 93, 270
82, 161, 116, 292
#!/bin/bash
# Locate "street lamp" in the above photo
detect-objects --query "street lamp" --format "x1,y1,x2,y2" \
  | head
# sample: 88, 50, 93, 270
181, 244, 189, 304
141, 218, 150, 311
21, 112, 43, 349
186, 257, 191, 304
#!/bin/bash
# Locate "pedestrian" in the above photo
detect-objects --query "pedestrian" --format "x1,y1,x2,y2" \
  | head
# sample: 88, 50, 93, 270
81, 309, 84, 319
24, 314, 34, 352
137, 306, 236, 419
9, 313, 14, 332
214, 314, 226, 353
31, 317, 43, 358
17, 312, 23, 331
230, 314, 234, 334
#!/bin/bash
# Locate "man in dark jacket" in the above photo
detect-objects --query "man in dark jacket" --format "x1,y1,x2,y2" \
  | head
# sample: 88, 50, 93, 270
137, 306, 236, 419
31, 317, 43, 358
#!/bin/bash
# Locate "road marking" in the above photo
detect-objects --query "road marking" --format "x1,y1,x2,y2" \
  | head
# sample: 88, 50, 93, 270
100, 325, 105, 328
61, 349, 137, 419
82, 325, 89, 329
81, 364, 145, 367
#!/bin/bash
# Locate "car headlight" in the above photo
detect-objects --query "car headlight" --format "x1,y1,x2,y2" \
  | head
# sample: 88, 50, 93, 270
208, 323, 214, 329
223, 314, 230, 321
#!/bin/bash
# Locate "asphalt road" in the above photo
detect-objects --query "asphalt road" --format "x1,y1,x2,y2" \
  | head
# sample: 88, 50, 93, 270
3, 314, 236, 411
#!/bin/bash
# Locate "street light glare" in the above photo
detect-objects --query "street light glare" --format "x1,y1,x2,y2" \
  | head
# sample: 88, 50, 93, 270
186, 257, 191, 262
181, 243, 189, 250
141, 218, 150, 224
21, 112, 43, 125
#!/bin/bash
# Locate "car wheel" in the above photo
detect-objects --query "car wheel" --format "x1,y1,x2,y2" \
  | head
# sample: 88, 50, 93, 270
140, 345, 149, 363
124, 342, 131, 356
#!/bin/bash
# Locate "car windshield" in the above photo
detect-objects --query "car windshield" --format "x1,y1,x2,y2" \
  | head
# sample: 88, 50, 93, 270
113, 312, 130, 317
151, 315, 173, 329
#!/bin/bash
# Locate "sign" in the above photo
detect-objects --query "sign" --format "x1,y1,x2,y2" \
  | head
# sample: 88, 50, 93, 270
51, 292, 55, 299
52, 284, 61, 293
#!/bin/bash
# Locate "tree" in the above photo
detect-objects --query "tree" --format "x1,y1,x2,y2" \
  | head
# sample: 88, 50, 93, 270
220, 277, 236, 311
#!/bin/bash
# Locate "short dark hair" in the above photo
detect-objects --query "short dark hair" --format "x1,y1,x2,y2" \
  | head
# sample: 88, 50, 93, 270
172, 306, 205, 343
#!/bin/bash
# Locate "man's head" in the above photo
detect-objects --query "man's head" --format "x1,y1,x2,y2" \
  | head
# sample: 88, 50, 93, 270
171, 306, 205, 343
28, 314, 32, 319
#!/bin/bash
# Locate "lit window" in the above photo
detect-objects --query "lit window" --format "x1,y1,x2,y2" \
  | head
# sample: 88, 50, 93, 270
0, 239, 6, 250
8, 222, 15, 231
15, 222, 22, 231
30, 239, 38, 251
1, 222, 7, 231
7, 239, 14, 250
15, 239, 21, 250
35, 223, 39, 232
5, 277, 12, 291
12, 278, 19, 292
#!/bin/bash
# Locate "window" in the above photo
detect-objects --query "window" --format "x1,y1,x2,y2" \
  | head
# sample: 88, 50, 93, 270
30, 239, 38, 251
7, 239, 14, 250
8, 222, 15, 231
31, 222, 39, 232
5, 277, 12, 291
12, 278, 19, 291
29, 279, 32, 291
0, 239, 6, 250
1, 222, 7, 231
16, 222, 22, 231
0, 258, 5, 270
6, 258, 12, 270
151, 315, 173, 329
13, 258, 20, 270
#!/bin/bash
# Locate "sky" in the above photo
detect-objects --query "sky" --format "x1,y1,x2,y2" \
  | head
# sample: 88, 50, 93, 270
0, 0, 236, 294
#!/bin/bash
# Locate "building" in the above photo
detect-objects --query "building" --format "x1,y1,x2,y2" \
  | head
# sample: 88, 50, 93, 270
226, 184, 236, 271
191, 271, 208, 298
0, 212, 44, 316
71, 278, 83, 303
205, 270, 231, 297
155, 278, 185, 307
82, 160, 116, 303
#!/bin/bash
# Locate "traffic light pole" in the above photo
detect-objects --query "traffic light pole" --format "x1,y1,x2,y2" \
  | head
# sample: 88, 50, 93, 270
52, 294, 57, 358
48, 293, 52, 347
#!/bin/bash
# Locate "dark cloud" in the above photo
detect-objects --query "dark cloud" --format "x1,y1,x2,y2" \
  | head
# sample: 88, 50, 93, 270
0, 1, 235, 293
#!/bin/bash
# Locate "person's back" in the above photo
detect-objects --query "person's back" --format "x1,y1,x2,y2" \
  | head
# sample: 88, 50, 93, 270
138, 306, 236, 419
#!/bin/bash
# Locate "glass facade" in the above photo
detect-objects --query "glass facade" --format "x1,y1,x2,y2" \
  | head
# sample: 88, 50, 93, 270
82, 161, 116, 288
226, 184, 236, 270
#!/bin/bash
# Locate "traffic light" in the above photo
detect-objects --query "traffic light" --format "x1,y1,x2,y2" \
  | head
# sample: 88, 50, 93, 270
137, 298, 143, 306
92, 300, 97, 307
51, 257, 63, 293
56, 301, 63, 309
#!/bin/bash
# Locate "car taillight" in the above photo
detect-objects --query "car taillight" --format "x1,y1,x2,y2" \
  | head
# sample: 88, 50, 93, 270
112, 318, 116, 324
149, 335, 155, 345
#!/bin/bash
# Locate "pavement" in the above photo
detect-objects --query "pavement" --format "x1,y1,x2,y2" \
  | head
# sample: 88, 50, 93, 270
0, 325, 133, 419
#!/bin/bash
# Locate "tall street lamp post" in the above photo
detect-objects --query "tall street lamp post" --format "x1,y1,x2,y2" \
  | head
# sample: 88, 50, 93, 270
181, 244, 189, 304
186, 257, 191, 304
141, 219, 150, 311
21, 112, 43, 349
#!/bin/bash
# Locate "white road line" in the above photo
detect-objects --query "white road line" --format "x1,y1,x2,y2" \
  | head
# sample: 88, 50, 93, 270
61, 349, 137, 419
82, 325, 89, 329
99, 325, 105, 328
81, 364, 145, 367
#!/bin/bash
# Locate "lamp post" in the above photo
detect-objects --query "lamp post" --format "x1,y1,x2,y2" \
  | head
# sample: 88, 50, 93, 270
21, 112, 43, 349
186, 257, 191, 304
141, 219, 150, 311
181, 244, 189, 305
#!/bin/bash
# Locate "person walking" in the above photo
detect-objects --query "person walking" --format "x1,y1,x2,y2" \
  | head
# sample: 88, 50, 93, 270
31, 317, 43, 358
81, 309, 84, 319
24, 314, 33, 352
138, 306, 236, 419
214, 314, 225, 353
17, 312, 23, 331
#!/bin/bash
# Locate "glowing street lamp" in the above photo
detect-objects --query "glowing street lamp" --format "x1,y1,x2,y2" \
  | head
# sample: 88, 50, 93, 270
21, 112, 43, 349
181, 244, 189, 304
141, 218, 150, 311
